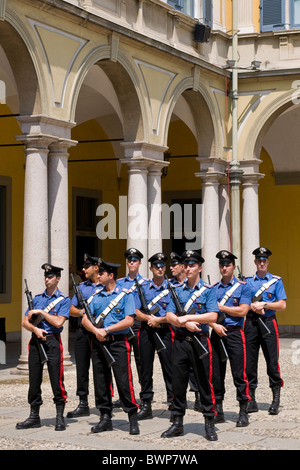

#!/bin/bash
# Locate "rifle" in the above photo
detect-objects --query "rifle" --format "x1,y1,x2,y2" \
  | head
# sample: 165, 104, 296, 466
215, 312, 229, 363
165, 275, 208, 359
71, 274, 115, 367
134, 276, 166, 353
237, 267, 271, 339
24, 279, 48, 365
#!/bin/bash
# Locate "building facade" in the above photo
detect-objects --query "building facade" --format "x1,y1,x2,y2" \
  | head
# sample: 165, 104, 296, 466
0, 0, 299, 369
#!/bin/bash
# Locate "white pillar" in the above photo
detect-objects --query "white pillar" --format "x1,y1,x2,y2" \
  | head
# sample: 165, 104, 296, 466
241, 160, 264, 277
148, 162, 166, 258
196, 158, 225, 284
126, 161, 149, 278
48, 138, 76, 366
16, 134, 54, 371
219, 177, 231, 251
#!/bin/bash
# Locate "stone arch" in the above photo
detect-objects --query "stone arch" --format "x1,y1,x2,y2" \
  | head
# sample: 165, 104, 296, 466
163, 76, 223, 158
241, 88, 297, 163
69, 45, 146, 142
0, 10, 42, 115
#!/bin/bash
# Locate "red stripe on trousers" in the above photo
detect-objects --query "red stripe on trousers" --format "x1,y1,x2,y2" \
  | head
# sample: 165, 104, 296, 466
240, 328, 251, 400
272, 319, 284, 387
124, 337, 138, 406
58, 336, 68, 403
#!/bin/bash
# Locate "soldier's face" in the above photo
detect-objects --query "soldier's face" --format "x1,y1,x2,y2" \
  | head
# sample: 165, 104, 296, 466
255, 258, 269, 273
219, 262, 235, 278
184, 262, 202, 279
170, 263, 185, 277
44, 274, 60, 289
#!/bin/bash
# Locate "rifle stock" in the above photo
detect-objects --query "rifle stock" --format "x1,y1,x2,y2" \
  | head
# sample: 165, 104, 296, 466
215, 312, 229, 362
71, 274, 115, 367
24, 279, 48, 365
237, 267, 271, 339
165, 275, 208, 359
135, 277, 166, 353
251, 294, 271, 338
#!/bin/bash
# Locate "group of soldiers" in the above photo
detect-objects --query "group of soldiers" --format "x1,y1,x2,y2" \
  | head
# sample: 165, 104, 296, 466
16, 245, 287, 442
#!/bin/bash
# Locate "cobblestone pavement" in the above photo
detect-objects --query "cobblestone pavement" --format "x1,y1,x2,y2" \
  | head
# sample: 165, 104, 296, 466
0, 335, 299, 452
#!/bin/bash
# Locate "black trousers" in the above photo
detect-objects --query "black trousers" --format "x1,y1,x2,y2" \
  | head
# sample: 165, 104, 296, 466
74, 325, 92, 397
138, 325, 173, 403
244, 316, 284, 389
171, 334, 215, 417
28, 334, 67, 406
211, 327, 250, 402
91, 336, 138, 416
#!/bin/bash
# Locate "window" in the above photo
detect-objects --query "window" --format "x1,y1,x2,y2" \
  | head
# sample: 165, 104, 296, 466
203, 0, 212, 26
167, 1, 194, 18
291, 0, 300, 27
72, 188, 101, 273
0, 177, 11, 303
260, 0, 285, 32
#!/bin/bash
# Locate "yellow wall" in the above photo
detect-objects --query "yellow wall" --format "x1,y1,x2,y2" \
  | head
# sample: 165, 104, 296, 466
259, 148, 299, 325
0, 105, 24, 333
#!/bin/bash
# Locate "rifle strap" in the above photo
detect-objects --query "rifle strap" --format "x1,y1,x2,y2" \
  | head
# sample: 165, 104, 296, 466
95, 291, 127, 324
219, 282, 241, 306
253, 278, 278, 298
87, 288, 103, 304
147, 289, 169, 310
44, 296, 65, 313
184, 286, 207, 312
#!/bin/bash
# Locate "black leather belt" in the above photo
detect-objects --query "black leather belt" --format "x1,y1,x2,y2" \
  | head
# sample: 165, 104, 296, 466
104, 334, 126, 342
246, 314, 276, 322
175, 331, 207, 342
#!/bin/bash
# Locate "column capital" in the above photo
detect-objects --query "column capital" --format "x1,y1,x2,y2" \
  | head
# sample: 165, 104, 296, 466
240, 158, 264, 185
17, 115, 75, 140
195, 157, 226, 184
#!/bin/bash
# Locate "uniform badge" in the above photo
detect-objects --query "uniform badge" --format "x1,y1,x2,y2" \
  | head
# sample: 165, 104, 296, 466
233, 298, 238, 305
116, 308, 121, 315
162, 302, 167, 309
268, 293, 272, 299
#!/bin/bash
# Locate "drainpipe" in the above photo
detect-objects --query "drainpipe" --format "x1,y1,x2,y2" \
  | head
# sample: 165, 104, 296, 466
229, 0, 243, 265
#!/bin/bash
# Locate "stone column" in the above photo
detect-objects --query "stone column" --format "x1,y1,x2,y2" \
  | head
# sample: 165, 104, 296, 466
121, 142, 168, 277
16, 130, 55, 372
48, 137, 76, 366
240, 159, 264, 277
196, 158, 225, 284
219, 175, 231, 252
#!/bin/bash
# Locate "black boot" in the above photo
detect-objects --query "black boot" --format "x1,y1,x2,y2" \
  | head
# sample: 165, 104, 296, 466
204, 416, 218, 441
66, 396, 90, 418
137, 399, 152, 420
129, 410, 140, 435
55, 403, 66, 431
248, 388, 258, 413
236, 400, 249, 427
91, 413, 113, 433
269, 385, 281, 415
161, 416, 184, 438
194, 392, 203, 412
214, 400, 225, 423
16, 405, 41, 429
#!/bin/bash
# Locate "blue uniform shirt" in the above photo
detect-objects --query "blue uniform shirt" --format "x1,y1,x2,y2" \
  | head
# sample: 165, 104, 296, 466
168, 277, 186, 287
213, 276, 252, 327
71, 280, 102, 307
117, 273, 147, 297
246, 272, 287, 316
89, 284, 136, 335
168, 279, 218, 334
25, 288, 70, 334
134, 279, 172, 318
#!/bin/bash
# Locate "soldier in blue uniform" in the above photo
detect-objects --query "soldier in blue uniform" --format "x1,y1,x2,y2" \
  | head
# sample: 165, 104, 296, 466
16, 264, 70, 431
135, 253, 174, 420
67, 254, 102, 418
161, 250, 219, 441
169, 252, 186, 286
169, 252, 202, 413
81, 259, 139, 435
116, 248, 145, 391
210, 250, 251, 427
245, 247, 287, 415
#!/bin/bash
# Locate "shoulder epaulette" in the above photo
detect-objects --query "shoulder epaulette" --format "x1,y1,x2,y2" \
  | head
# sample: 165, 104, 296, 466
238, 280, 246, 285
203, 282, 211, 288
272, 275, 281, 280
